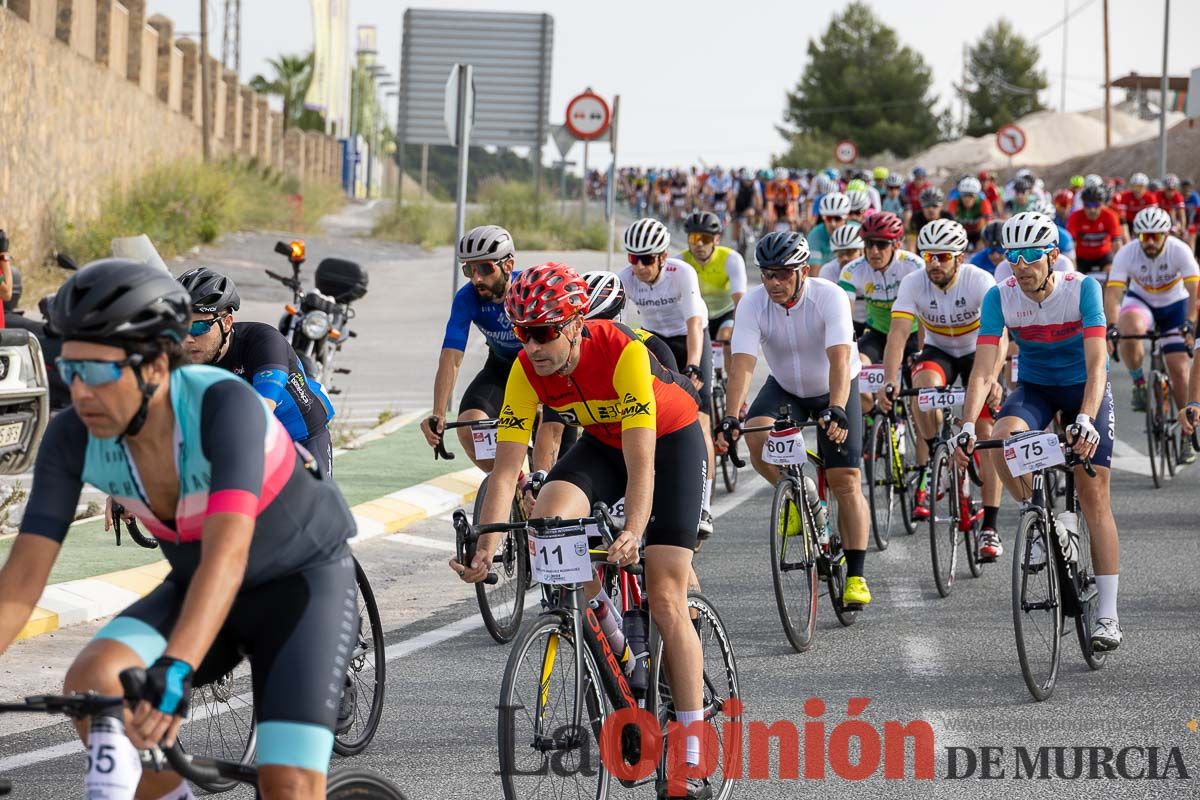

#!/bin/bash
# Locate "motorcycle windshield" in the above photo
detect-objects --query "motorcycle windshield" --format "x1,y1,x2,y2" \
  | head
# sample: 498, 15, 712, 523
111, 234, 169, 272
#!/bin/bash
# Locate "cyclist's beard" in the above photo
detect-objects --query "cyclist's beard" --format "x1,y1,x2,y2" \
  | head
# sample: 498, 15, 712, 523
474, 273, 507, 301
931, 266, 957, 289
1140, 241, 1165, 259
187, 335, 222, 365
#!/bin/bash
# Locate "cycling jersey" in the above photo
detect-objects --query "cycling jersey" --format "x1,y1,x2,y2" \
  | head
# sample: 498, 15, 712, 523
992, 253, 1076, 283
891, 264, 996, 358
1158, 189, 1186, 215
1067, 207, 1122, 261
839, 250, 924, 334
1107, 236, 1200, 308
679, 246, 747, 318
880, 192, 910, 218
706, 175, 733, 197
497, 320, 699, 449
947, 197, 994, 232
806, 223, 834, 266
765, 181, 798, 207
978, 272, 1106, 386
21, 366, 354, 585
734, 181, 761, 214
1055, 222, 1076, 257
1115, 190, 1161, 223
618, 257, 708, 337
820, 259, 866, 326
216, 321, 334, 441
730, 277, 863, 398
442, 273, 522, 360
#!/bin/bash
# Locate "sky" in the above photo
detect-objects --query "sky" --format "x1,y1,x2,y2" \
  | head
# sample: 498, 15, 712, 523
149, 0, 1200, 170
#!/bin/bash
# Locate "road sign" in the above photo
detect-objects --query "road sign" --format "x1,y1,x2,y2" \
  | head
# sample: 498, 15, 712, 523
552, 125, 576, 158
565, 91, 611, 140
834, 140, 858, 164
444, 64, 476, 147
996, 123, 1027, 156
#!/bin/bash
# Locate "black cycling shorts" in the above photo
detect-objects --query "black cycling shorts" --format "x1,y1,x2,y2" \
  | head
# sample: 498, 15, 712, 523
707, 309, 735, 341
299, 428, 333, 478
1076, 253, 1114, 273
545, 423, 707, 550
654, 331, 713, 412
746, 375, 864, 471
912, 345, 975, 387
458, 350, 514, 417
94, 548, 356, 773
857, 328, 918, 366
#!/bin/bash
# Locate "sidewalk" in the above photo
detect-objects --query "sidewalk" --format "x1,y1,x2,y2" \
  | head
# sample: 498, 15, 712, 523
15, 419, 485, 641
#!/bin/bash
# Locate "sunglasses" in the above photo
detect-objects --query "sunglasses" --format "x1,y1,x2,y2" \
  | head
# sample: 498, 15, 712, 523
688, 233, 716, 246
823, 216, 845, 224
922, 251, 958, 264
1005, 247, 1052, 265
512, 322, 569, 345
56, 354, 142, 387
461, 260, 502, 279
188, 317, 221, 337
864, 240, 893, 251
759, 267, 797, 282
628, 253, 659, 266
1139, 232, 1166, 243
1084, 202, 1101, 209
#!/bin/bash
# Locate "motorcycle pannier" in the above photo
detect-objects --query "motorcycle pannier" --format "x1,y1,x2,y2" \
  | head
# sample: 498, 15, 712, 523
315, 257, 368, 303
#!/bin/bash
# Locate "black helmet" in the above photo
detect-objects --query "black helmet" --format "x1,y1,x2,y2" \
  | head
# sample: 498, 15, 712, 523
1081, 184, 1105, 204
754, 231, 810, 268
178, 266, 241, 314
981, 220, 1004, 249
684, 210, 723, 235
1013, 178, 1033, 194
50, 259, 190, 345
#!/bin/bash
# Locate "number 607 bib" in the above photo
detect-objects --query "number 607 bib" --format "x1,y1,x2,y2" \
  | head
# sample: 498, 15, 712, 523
763, 428, 807, 467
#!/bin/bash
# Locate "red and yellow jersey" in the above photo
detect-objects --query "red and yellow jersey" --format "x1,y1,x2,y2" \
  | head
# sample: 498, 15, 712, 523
497, 320, 698, 449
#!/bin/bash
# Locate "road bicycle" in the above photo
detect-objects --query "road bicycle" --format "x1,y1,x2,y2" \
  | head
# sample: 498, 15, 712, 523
0, 677, 405, 798
709, 340, 739, 493
457, 506, 741, 799
969, 430, 1106, 701
1114, 331, 1186, 488
864, 387, 920, 549
729, 408, 858, 653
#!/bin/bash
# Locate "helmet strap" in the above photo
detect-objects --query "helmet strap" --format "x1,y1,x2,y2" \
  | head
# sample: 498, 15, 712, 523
212, 314, 233, 364
121, 361, 158, 440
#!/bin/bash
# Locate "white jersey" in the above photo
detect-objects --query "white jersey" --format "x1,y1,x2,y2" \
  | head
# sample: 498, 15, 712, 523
838, 250, 924, 333
992, 253, 1076, 284
618, 257, 708, 337
1107, 236, 1200, 308
892, 265, 996, 357
731, 277, 862, 399
820, 258, 866, 324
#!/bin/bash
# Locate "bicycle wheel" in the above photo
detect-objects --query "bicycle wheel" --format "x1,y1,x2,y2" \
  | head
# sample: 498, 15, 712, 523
712, 383, 738, 493
333, 559, 387, 756
176, 663, 256, 793
898, 407, 919, 536
646, 593, 741, 800
1145, 382, 1163, 488
928, 446, 959, 598
1071, 511, 1107, 671
1158, 375, 1178, 478
769, 477, 817, 652
498, 614, 611, 800
1011, 509, 1062, 701
471, 475, 530, 643
964, 455, 983, 579
866, 416, 896, 550
326, 768, 408, 799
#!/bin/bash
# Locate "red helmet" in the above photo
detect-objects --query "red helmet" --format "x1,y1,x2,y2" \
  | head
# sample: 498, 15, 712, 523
860, 211, 904, 241
1054, 189, 1074, 206
504, 262, 590, 326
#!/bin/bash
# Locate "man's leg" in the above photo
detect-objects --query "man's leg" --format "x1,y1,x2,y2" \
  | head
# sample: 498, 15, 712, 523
908, 364, 943, 521
1165, 350, 1191, 410
744, 418, 783, 484
985, 415, 1033, 501
1117, 307, 1150, 411
456, 408, 495, 472
645, 546, 705, 766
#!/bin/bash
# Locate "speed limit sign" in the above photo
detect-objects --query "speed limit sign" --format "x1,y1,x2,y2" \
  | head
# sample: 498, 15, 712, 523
834, 140, 858, 164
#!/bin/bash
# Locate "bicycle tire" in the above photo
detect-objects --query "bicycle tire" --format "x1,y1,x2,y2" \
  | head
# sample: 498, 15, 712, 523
1071, 511, 1107, 672
326, 768, 408, 799
824, 489, 857, 627
471, 475, 529, 644
898, 406, 919, 536
928, 446, 959, 598
333, 559, 387, 756
1158, 374, 1178, 478
866, 416, 896, 550
498, 614, 611, 800
175, 664, 256, 793
1145, 382, 1162, 488
769, 478, 817, 652
713, 382, 738, 493
964, 454, 983, 579
1012, 510, 1062, 701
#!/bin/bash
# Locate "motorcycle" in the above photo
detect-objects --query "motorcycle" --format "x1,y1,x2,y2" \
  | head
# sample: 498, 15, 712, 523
264, 240, 368, 394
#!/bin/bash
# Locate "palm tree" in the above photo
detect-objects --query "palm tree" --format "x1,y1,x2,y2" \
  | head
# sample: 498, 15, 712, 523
250, 52, 316, 131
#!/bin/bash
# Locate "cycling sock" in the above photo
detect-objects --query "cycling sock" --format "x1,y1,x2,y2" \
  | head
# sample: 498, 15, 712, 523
1129, 368, 1144, 384
675, 708, 705, 765
982, 506, 999, 530
1096, 574, 1119, 621
152, 781, 197, 800
844, 548, 866, 578
701, 470, 713, 514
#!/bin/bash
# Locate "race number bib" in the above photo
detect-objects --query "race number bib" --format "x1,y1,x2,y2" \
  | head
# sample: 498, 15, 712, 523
1002, 431, 1065, 477
710, 341, 725, 372
1010, 356, 1019, 384
471, 422, 498, 459
916, 388, 965, 412
527, 527, 593, 585
763, 428, 807, 466
858, 365, 886, 393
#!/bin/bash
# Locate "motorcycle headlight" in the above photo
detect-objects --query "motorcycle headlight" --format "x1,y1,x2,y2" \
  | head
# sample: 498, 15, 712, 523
301, 310, 331, 340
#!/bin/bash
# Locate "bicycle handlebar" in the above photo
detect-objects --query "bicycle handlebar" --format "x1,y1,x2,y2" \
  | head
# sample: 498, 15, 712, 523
111, 503, 158, 550
721, 406, 836, 469
429, 417, 499, 461
264, 269, 301, 292
966, 431, 1096, 478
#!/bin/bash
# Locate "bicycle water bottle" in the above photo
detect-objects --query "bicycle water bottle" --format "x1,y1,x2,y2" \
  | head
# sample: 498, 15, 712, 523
85, 711, 143, 798
590, 598, 628, 660
1056, 512, 1080, 564
896, 419, 908, 455
622, 606, 650, 696
803, 476, 830, 553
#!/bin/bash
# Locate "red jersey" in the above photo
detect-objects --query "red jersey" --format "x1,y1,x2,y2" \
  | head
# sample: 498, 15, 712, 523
905, 180, 931, 213
1159, 190, 1186, 212
1067, 207, 1122, 260
1116, 190, 1161, 223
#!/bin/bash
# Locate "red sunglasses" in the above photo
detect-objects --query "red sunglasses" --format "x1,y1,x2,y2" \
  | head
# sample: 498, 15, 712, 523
512, 321, 569, 344
628, 253, 658, 266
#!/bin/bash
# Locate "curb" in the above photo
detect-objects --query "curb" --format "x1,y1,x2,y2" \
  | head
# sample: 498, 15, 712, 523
16, 465, 485, 642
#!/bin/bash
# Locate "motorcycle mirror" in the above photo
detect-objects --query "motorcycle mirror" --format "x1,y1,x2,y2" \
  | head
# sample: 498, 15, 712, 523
55, 253, 78, 270
274, 241, 293, 257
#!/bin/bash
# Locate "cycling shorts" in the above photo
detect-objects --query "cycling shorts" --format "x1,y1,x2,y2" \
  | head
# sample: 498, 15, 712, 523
708, 309, 736, 341
1119, 295, 1191, 355
746, 375, 864, 471
299, 428, 333, 478
94, 548, 357, 774
654, 331, 713, 412
912, 345, 993, 421
857, 328, 918, 367
545, 423, 707, 550
996, 381, 1114, 469
1076, 253, 1113, 273
459, 350, 570, 429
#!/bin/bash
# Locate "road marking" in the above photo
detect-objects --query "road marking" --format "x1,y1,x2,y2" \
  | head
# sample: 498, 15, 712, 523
1110, 437, 1153, 477
383, 532, 457, 553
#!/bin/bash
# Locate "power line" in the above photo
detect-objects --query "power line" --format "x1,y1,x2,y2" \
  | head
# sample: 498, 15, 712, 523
1032, 0, 1099, 41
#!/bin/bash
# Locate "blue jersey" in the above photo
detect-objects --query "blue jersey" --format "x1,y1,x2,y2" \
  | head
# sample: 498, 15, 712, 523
969, 248, 998, 274
806, 223, 833, 267
441, 275, 522, 360
978, 272, 1105, 385
1055, 223, 1075, 257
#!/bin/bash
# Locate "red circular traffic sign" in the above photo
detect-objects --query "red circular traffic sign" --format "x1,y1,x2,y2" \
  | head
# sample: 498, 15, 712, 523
996, 123, 1027, 156
834, 140, 858, 164
565, 91, 611, 140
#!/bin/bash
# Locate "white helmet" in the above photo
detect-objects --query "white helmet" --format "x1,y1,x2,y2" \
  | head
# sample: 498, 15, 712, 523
957, 176, 982, 195
845, 190, 871, 213
1030, 199, 1056, 218
457, 224, 515, 262
581, 271, 626, 320
1130, 172, 1150, 187
1015, 168, 1034, 181
1084, 173, 1104, 188
1132, 206, 1172, 235
830, 224, 865, 252
623, 218, 671, 255
819, 192, 851, 218
1001, 212, 1058, 249
917, 218, 969, 254
813, 175, 834, 195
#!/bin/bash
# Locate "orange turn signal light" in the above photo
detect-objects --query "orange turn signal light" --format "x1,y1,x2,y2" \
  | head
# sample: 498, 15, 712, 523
290, 240, 306, 261
329, 329, 342, 339
285, 304, 298, 315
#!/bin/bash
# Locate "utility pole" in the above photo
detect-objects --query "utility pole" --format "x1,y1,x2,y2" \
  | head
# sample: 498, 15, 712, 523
1158, 0, 1169, 176
1061, 0, 1069, 112
960, 43, 968, 133
200, 0, 211, 162
221, 0, 241, 76
1103, 0, 1112, 149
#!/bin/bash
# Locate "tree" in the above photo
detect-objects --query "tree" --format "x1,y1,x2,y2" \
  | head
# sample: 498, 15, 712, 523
250, 52, 324, 132
780, 2, 940, 160
964, 19, 1047, 137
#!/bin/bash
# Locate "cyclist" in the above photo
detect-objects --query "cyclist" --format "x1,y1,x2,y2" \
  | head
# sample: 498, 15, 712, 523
1007, 178, 1038, 215
980, 170, 1005, 217
1068, 185, 1125, 278
731, 168, 764, 245
845, 177, 881, 211
913, 187, 954, 236
620, 218, 716, 538
1105, 206, 1199, 428
820, 224, 868, 336
1053, 189, 1075, 228
905, 167, 933, 221
881, 173, 912, 227
179, 267, 336, 476
1159, 174, 1188, 232
703, 166, 734, 218
955, 213, 1123, 653
455, 263, 713, 798
877, 220, 1005, 550
0, 260, 358, 799
947, 176, 994, 249
765, 170, 799, 231
845, 189, 873, 225
806, 192, 851, 266
679, 210, 748, 360
717, 231, 873, 607
969, 220, 1006, 275
1116, 172, 1160, 238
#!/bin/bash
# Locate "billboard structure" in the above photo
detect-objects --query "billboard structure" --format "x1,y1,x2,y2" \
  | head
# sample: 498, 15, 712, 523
305, 0, 351, 135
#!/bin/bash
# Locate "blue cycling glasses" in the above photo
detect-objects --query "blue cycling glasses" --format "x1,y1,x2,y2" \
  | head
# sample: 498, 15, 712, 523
188, 318, 221, 337
56, 355, 141, 387
1004, 246, 1052, 265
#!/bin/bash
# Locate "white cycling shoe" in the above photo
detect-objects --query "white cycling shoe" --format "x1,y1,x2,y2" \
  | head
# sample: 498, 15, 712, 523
1091, 617, 1122, 653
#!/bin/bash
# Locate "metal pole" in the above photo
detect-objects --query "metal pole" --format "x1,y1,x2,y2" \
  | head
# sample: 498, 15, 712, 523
1061, 0, 1068, 113
581, 140, 589, 225
452, 64, 472, 299
1103, 0, 1112, 149
606, 95, 620, 270
1158, 0, 1170, 176
200, 0, 211, 162
559, 160, 567, 216
421, 144, 429, 194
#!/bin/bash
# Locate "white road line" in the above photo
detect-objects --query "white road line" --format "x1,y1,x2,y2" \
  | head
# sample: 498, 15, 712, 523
383, 532, 457, 553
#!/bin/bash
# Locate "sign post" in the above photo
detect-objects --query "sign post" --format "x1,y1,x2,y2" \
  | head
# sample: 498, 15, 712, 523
995, 122, 1027, 173
446, 63, 475, 297
606, 95, 621, 270
834, 139, 858, 165
565, 89, 612, 229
